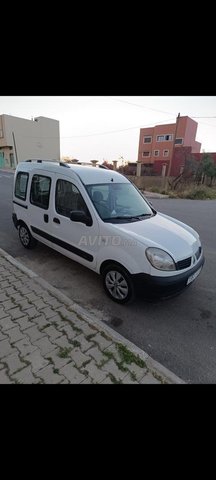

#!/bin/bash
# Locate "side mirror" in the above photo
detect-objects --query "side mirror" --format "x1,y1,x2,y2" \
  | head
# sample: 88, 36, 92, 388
70, 210, 92, 226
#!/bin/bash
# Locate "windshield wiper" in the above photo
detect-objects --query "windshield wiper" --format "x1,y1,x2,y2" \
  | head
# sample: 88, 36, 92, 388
104, 216, 134, 222
104, 214, 153, 222
136, 213, 153, 218
127, 214, 153, 221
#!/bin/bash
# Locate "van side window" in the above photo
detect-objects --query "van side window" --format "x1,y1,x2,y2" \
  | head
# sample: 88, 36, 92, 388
55, 179, 90, 218
30, 174, 51, 210
15, 172, 29, 201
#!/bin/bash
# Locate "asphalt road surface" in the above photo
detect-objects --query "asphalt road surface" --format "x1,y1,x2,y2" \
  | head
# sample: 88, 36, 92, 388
1, 171, 216, 383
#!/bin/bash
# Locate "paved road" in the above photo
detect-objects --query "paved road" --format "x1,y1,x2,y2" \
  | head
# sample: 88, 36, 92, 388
1, 171, 216, 383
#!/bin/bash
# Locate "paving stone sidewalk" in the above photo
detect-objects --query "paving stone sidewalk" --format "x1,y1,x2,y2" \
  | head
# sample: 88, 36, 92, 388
0, 248, 184, 384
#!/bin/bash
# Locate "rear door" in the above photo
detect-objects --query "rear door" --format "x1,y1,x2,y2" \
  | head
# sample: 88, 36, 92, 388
28, 170, 54, 245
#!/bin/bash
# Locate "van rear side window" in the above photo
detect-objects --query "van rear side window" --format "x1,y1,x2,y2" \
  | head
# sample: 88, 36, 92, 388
15, 172, 29, 200
30, 174, 51, 210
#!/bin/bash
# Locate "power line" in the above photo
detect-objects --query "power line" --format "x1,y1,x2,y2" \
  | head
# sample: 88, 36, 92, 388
19, 118, 176, 139
193, 120, 216, 127
61, 118, 176, 137
108, 96, 175, 116
15, 115, 216, 141
108, 97, 216, 121
192, 116, 216, 118
68, 117, 179, 137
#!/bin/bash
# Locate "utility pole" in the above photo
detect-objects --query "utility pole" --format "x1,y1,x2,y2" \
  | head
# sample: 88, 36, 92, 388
12, 131, 18, 166
165, 113, 180, 189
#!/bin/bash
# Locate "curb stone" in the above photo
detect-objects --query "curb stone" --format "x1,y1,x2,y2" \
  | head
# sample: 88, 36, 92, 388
142, 190, 169, 199
0, 247, 185, 384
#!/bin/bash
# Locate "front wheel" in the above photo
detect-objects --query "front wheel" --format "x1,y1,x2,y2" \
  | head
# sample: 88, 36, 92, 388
102, 264, 135, 304
19, 224, 37, 249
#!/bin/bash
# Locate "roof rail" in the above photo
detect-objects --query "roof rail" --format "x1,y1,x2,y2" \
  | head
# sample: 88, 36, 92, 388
98, 164, 109, 169
59, 162, 70, 168
25, 159, 42, 163
25, 159, 58, 163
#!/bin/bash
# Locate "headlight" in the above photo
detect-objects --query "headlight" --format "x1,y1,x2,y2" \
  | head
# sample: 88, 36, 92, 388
146, 247, 176, 271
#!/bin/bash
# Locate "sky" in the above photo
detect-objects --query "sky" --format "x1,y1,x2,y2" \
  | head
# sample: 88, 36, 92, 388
1, 96, 216, 163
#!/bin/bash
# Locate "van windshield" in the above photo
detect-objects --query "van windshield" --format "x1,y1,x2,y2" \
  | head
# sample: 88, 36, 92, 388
86, 183, 154, 223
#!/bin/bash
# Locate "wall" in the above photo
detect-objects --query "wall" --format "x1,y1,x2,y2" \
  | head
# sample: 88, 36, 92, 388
126, 175, 174, 190
192, 152, 216, 164
137, 117, 200, 168
1, 115, 60, 164
0, 116, 3, 142
0, 147, 12, 167
183, 117, 201, 153
152, 123, 176, 164
137, 127, 154, 164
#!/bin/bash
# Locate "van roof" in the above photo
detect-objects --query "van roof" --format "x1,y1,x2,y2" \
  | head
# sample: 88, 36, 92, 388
16, 161, 130, 185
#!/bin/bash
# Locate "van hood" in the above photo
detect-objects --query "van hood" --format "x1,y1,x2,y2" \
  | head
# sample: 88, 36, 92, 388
114, 212, 200, 261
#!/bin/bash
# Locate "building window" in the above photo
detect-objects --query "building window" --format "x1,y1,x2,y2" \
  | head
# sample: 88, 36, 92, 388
163, 150, 169, 157
15, 172, 29, 201
142, 151, 151, 157
156, 134, 173, 142
55, 179, 90, 219
175, 138, 183, 145
143, 136, 152, 144
30, 174, 51, 210
154, 150, 159, 156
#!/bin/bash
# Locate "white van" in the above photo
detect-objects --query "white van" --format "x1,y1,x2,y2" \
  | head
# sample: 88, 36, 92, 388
12, 160, 204, 304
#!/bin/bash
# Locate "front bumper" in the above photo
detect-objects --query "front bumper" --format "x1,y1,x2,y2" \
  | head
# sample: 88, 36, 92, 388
132, 254, 205, 299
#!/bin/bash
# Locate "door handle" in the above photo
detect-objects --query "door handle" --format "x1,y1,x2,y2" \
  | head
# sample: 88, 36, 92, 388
44, 214, 49, 223
53, 217, 60, 224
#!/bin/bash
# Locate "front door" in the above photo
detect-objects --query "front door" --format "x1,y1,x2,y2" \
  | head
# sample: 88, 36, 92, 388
51, 175, 99, 270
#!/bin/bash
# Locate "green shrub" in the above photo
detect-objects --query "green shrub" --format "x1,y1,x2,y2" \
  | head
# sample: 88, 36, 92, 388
178, 187, 216, 200
160, 190, 170, 195
142, 184, 216, 199
149, 186, 161, 193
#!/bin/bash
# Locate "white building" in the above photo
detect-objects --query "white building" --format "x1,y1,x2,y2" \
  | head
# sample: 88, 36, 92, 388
0, 114, 60, 168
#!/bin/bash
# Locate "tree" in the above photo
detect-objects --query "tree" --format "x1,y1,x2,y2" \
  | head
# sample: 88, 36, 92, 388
199, 153, 216, 186
170, 154, 198, 190
102, 160, 114, 170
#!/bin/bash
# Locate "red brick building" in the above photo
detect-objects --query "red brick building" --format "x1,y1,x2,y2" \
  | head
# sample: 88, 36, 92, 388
137, 116, 201, 176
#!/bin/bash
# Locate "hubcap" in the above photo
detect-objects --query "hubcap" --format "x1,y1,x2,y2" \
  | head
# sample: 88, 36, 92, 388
20, 226, 30, 246
105, 270, 129, 300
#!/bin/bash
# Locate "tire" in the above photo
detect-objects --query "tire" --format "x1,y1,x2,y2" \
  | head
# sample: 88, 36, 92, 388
102, 263, 135, 304
19, 223, 37, 249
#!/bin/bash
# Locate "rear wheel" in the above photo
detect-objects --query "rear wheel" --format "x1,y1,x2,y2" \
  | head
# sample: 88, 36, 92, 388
102, 264, 135, 304
19, 224, 37, 249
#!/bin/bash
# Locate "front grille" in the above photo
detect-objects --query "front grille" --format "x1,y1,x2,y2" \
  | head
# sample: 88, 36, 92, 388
176, 247, 202, 270
176, 257, 191, 270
